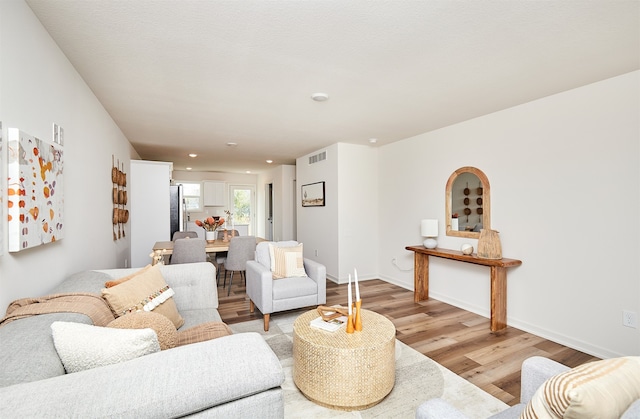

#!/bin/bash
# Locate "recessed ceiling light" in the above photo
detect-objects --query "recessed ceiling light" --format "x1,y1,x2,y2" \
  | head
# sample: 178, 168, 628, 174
311, 93, 329, 102
266, 160, 273, 164
226, 142, 238, 147
186, 167, 192, 170
369, 138, 378, 144
188, 153, 197, 158
245, 170, 251, 174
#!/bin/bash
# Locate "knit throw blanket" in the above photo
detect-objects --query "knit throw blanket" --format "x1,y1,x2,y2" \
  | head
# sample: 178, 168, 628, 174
0, 293, 115, 327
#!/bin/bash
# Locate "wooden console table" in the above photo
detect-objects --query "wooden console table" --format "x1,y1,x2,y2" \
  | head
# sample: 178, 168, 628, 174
405, 246, 522, 332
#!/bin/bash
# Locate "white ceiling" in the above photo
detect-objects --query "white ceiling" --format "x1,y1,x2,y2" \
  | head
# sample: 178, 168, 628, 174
26, 0, 639, 174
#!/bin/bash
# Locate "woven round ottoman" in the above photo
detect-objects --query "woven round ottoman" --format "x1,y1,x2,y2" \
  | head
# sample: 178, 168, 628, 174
292, 308, 396, 411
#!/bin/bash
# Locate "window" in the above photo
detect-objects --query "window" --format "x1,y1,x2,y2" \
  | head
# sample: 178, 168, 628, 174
178, 182, 202, 212
229, 185, 255, 235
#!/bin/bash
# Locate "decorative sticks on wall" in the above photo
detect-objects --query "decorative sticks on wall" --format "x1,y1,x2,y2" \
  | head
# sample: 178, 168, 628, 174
111, 155, 128, 241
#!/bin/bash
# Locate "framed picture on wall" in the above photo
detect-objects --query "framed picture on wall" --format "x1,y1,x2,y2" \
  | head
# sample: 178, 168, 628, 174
301, 181, 325, 207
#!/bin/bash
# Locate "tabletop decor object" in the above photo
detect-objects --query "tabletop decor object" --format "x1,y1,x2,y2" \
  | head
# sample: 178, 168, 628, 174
317, 305, 349, 321
195, 216, 225, 243
460, 243, 474, 255
421, 219, 438, 249
477, 229, 502, 259
353, 269, 362, 331
149, 249, 166, 265
346, 274, 354, 334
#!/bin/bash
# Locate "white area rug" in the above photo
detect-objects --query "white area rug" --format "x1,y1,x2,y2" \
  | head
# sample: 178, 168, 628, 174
230, 312, 508, 418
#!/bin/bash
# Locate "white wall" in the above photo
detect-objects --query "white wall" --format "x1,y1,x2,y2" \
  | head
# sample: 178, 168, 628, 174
336, 143, 379, 282
297, 143, 379, 283
378, 71, 639, 358
0, 0, 137, 311
297, 145, 339, 279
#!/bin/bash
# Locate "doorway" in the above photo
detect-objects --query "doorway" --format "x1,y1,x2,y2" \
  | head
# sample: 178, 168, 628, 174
265, 183, 273, 241
228, 185, 256, 236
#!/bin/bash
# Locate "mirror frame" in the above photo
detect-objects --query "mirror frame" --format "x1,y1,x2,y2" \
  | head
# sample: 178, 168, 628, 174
445, 166, 491, 239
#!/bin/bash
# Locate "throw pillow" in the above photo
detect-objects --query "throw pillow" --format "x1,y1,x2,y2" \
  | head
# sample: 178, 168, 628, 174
176, 322, 233, 346
51, 321, 160, 373
271, 243, 307, 279
521, 356, 640, 419
107, 311, 177, 350
101, 264, 185, 329
104, 264, 152, 288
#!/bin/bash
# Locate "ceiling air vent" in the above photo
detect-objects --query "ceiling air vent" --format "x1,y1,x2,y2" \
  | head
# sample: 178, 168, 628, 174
308, 151, 327, 165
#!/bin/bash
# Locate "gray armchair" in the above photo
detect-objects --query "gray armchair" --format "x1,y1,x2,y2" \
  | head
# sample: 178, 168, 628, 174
246, 241, 326, 331
416, 356, 640, 419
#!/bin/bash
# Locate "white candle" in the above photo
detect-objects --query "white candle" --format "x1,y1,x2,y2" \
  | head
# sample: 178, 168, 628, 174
354, 268, 360, 302
347, 274, 352, 315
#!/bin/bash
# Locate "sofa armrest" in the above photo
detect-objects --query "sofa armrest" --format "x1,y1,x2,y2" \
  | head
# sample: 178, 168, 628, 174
622, 399, 640, 418
303, 258, 326, 305
520, 356, 570, 403
246, 260, 274, 313
0, 332, 284, 418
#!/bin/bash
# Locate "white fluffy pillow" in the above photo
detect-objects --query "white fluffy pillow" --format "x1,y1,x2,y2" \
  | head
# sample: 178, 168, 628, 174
51, 321, 160, 373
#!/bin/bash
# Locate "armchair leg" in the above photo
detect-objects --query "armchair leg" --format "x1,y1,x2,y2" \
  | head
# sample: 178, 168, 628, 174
250, 300, 255, 313
263, 314, 270, 332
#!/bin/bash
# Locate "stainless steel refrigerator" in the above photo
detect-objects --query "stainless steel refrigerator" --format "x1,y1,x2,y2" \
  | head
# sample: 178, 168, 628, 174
170, 184, 186, 240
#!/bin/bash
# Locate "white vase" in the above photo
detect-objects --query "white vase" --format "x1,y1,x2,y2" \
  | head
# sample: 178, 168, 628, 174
205, 231, 216, 242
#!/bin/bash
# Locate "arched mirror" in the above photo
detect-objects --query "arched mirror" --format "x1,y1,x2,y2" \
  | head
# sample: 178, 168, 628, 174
445, 166, 491, 239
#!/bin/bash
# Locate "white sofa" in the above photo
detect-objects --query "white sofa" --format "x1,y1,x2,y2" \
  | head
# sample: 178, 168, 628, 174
0, 262, 285, 418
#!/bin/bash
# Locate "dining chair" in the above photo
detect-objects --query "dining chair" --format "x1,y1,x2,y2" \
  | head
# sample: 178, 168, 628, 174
224, 236, 256, 296
170, 238, 207, 265
215, 229, 240, 285
172, 231, 198, 241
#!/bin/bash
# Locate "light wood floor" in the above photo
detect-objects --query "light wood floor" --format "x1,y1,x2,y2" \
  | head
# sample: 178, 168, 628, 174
216, 275, 599, 406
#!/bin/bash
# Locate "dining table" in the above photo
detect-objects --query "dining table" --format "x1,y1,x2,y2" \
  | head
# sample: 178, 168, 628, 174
151, 237, 265, 265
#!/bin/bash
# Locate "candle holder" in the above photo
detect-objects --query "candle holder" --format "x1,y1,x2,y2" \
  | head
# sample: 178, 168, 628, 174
354, 300, 362, 331
346, 314, 354, 334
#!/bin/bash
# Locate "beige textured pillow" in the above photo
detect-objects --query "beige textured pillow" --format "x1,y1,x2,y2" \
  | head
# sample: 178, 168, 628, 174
176, 322, 233, 347
521, 356, 640, 419
108, 311, 178, 350
271, 243, 307, 279
104, 264, 152, 288
101, 264, 184, 329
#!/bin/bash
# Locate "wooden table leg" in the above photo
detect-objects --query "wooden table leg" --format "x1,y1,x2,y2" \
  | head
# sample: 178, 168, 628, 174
414, 253, 429, 302
490, 266, 507, 332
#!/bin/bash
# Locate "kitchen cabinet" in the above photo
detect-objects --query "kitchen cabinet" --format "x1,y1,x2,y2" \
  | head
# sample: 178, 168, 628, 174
204, 181, 226, 206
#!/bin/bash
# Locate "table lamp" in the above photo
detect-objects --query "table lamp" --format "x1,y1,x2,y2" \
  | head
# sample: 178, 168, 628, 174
421, 219, 438, 249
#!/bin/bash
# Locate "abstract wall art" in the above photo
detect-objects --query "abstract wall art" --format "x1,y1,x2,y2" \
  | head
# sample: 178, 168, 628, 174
7, 128, 64, 252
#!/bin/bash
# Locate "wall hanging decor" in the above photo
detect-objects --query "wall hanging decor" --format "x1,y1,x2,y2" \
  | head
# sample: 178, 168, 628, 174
111, 155, 128, 240
7, 128, 64, 252
301, 181, 325, 207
